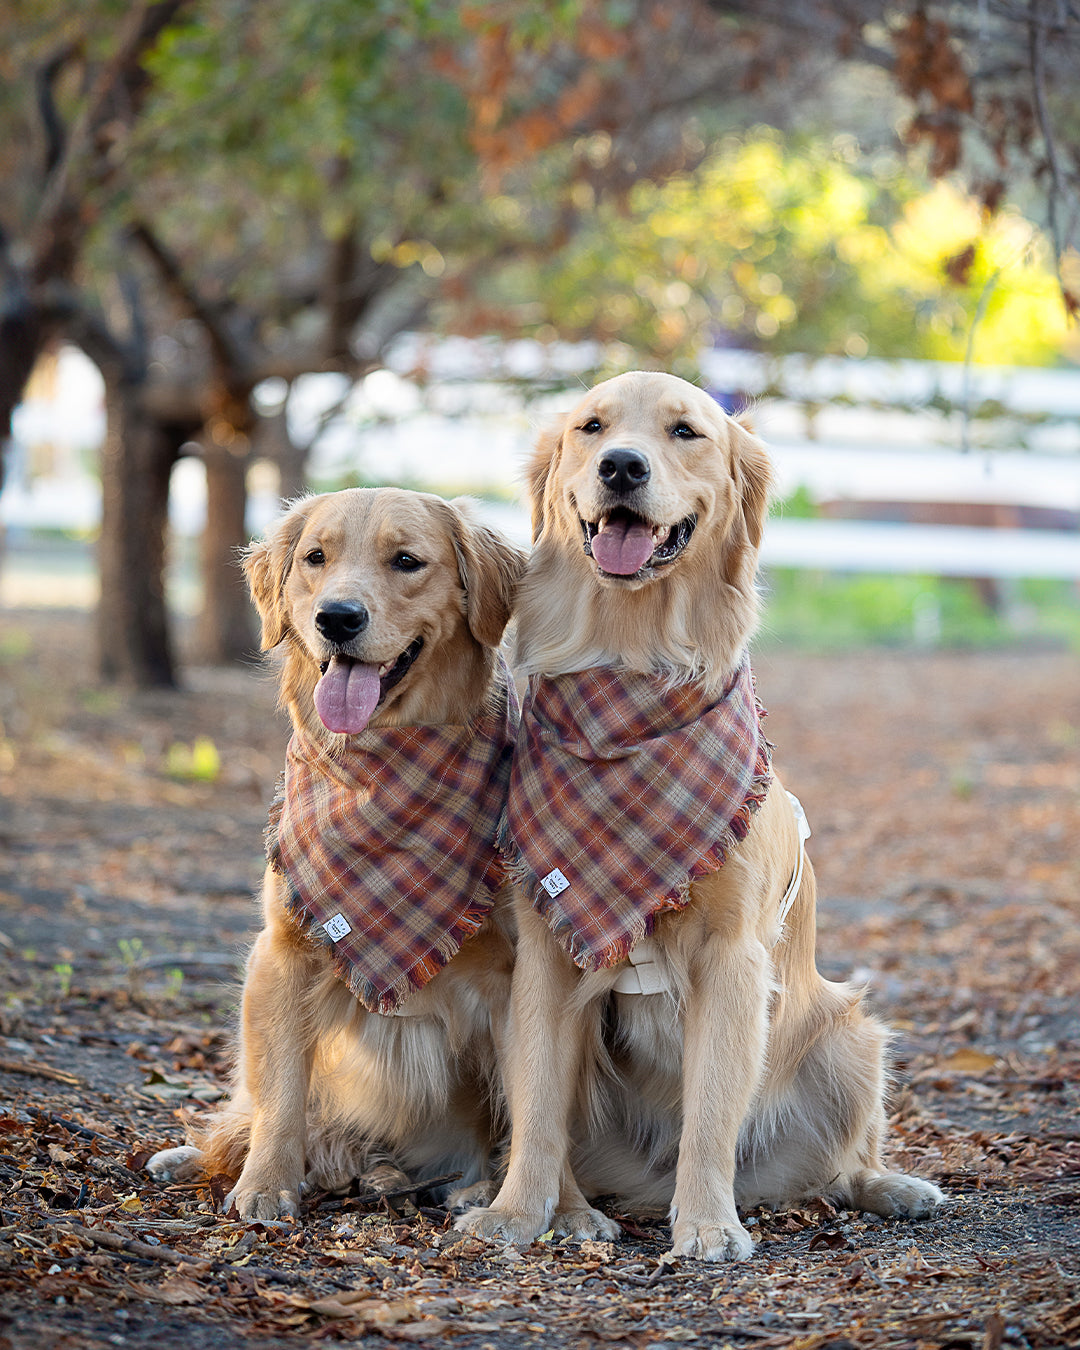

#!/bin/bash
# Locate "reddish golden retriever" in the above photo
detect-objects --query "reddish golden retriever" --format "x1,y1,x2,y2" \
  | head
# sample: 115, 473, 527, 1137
148, 487, 524, 1219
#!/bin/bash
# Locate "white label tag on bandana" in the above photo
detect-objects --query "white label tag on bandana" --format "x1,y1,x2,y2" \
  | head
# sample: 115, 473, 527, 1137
324, 912, 353, 941
540, 867, 570, 897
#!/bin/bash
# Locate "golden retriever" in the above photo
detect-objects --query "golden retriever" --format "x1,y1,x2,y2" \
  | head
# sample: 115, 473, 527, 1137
147, 487, 525, 1220
458, 371, 944, 1260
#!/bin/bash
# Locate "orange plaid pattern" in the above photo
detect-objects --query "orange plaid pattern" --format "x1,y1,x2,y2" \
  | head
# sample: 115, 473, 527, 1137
266, 663, 518, 1013
506, 659, 772, 971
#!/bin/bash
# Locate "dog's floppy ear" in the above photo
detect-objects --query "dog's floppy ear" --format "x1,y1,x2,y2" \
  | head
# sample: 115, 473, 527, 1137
525, 421, 563, 543
444, 498, 527, 649
242, 497, 313, 649
731, 416, 773, 549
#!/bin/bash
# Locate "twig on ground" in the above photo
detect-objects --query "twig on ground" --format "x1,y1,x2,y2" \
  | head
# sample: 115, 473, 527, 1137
0, 1058, 82, 1086
314, 1170, 463, 1212
60, 1220, 188, 1265
59, 1220, 309, 1286
621, 1252, 683, 1287
36, 1110, 112, 1141
135, 953, 241, 972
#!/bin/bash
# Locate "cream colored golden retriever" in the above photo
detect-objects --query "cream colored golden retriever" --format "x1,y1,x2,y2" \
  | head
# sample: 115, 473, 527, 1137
458, 371, 943, 1260
147, 487, 524, 1220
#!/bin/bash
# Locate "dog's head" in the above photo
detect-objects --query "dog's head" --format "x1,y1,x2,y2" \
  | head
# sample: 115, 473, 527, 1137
529, 371, 771, 590
244, 487, 524, 736
520, 371, 773, 685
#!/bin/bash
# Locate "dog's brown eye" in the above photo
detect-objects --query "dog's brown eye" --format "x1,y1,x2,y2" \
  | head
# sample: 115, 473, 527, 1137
671, 422, 700, 440
305, 549, 326, 566
391, 552, 426, 572
579, 418, 603, 434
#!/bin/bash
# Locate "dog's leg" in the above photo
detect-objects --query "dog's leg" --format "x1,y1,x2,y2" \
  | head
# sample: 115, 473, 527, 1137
744, 988, 946, 1221
221, 875, 320, 1221
827, 1069, 945, 1220
456, 905, 617, 1244
669, 931, 770, 1262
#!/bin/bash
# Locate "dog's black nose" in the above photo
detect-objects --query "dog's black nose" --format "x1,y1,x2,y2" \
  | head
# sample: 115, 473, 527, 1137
315, 602, 369, 644
598, 448, 650, 493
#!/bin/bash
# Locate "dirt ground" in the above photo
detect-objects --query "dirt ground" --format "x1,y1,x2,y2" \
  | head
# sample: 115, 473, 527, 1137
1, 609, 1078, 1350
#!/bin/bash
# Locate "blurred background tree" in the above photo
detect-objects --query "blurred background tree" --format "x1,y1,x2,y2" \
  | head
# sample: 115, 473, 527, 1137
1, 0, 1077, 686
485, 131, 1069, 368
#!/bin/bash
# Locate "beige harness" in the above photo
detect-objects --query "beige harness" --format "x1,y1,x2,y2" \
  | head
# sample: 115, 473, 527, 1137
612, 791, 812, 995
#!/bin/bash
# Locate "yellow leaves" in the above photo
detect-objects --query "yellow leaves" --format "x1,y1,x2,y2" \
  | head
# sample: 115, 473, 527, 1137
165, 736, 220, 783
373, 238, 447, 278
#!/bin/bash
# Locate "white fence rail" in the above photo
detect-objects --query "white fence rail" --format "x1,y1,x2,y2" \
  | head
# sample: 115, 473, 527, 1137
5, 342, 1080, 580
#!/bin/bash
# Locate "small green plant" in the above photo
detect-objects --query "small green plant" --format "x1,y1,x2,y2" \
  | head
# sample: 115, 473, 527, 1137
117, 936, 145, 997
53, 963, 74, 998
163, 967, 185, 1000
117, 937, 144, 969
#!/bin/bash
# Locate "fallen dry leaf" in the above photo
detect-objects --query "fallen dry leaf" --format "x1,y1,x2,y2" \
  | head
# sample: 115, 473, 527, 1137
125, 1275, 206, 1305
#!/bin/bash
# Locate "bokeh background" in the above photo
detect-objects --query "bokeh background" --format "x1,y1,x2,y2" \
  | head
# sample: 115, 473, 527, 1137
2, 0, 1079, 684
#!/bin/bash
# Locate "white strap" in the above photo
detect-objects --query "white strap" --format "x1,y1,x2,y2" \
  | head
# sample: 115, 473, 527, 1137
775, 790, 811, 937
611, 937, 670, 994
613, 791, 812, 993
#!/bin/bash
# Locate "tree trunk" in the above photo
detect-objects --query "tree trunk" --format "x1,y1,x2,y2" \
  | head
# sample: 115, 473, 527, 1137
198, 441, 257, 663
261, 407, 308, 503
0, 300, 45, 495
97, 373, 182, 688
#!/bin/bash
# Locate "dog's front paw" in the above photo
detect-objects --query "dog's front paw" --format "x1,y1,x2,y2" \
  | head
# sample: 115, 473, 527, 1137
145, 1145, 204, 1184
454, 1204, 550, 1246
224, 1179, 302, 1221
552, 1204, 621, 1242
854, 1172, 945, 1220
670, 1219, 754, 1262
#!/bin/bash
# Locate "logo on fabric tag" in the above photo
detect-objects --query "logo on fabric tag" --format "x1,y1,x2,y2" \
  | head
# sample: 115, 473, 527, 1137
324, 913, 353, 941
540, 867, 570, 897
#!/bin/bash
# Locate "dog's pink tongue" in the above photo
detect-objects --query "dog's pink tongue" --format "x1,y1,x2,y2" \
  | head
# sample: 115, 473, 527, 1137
591, 518, 655, 575
314, 656, 381, 734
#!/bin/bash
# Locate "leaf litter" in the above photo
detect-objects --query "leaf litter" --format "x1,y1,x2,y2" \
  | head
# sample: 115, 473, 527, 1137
1, 615, 1077, 1348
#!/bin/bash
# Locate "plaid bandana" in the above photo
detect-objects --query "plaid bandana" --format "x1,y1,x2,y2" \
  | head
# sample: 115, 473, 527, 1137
266, 661, 519, 1014
506, 658, 771, 972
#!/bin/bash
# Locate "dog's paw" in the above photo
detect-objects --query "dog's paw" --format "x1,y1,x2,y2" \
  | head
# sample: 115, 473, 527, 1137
552, 1204, 621, 1242
854, 1172, 946, 1220
145, 1145, 204, 1184
447, 1179, 500, 1214
670, 1219, 755, 1262
454, 1204, 550, 1246
356, 1161, 414, 1196
224, 1180, 302, 1221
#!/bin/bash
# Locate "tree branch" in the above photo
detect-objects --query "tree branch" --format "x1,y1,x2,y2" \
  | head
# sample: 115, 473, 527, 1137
1027, 0, 1080, 287
128, 219, 246, 378
35, 0, 191, 251
35, 42, 82, 177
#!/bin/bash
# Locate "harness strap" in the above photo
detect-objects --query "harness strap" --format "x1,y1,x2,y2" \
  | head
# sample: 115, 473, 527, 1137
612, 791, 812, 996
611, 937, 670, 994
776, 790, 812, 934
